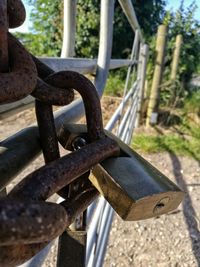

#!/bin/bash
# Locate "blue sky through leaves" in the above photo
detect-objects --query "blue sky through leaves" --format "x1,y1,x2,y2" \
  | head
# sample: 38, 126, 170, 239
11, 0, 200, 33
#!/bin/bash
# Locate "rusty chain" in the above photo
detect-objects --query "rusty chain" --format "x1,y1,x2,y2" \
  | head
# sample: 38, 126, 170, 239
0, 1, 120, 266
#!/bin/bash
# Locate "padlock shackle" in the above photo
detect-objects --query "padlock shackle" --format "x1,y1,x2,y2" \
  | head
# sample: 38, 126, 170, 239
37, 71, 105, 141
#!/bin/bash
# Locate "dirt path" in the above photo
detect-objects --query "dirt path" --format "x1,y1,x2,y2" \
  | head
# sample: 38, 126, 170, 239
0, 97, 200, 267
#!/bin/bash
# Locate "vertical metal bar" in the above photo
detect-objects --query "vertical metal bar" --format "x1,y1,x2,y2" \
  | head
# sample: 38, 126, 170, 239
122, 30, 139, 97
119, 86, 138, 140
61, 0, 77, 58
18, 242, 54, 267
135, 44, 149, 127
105, 87, 134, 131
57, 231, 87, 267
117, 30, 139, 129
55, 0, 114, 130
91, 204, 114, 267
117, 105, 131, 136
121, 98, 138, 142
86, 198, 106, 265
94, 0, 114, 94
125, 99, 138, 144
122, 42, 143, 141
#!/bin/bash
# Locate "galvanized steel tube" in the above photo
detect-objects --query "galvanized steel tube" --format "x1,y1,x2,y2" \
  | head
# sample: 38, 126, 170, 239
61, 0, 77, 58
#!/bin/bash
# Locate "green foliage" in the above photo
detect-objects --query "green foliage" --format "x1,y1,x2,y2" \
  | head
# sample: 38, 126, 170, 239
75, 0, 167, 59
75, 0, 100, 58
146, 1, 200, 109
133, 0, 166, 39
112, 1, 166, 58
20, 0, 166, 58
76, 0, 167, 58
104, 70, 126, 97
132, 131, 200, 161
183, 90, 200, 116
132, 94, 200, 159
14, 32, 52, 56
159, 79, 186, 107
163, 1, 200, 83
26, 0, 63, 56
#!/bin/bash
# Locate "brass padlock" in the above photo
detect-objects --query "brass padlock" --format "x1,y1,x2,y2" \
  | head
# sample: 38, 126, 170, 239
58, 124, 184, 221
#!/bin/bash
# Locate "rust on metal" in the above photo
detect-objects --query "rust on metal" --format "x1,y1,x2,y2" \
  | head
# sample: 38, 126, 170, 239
0, 34, 37, 104
0, 0, 8, 72
0, 242, 49, 267
33, 78, 74, 106
61, 187, 99, 226
58, 172, 91, 199
0, 188, 99, 267
0, 199, 68, 245
8, 0, 26, 28
33, 69, 106, 203
41, 71, 105, 141
35, 100, 60, 163
0, 1, 121, 265
32, 54, 54, 78
9, 137, 119, 201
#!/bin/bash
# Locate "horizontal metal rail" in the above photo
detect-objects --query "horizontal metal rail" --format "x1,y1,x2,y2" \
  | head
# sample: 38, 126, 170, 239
39, 58, 137, 74
105, 81, 137, 130
0, 58, 136, 117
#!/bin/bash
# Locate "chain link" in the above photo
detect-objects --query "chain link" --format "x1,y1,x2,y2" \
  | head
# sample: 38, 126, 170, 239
0, 1, 120, 266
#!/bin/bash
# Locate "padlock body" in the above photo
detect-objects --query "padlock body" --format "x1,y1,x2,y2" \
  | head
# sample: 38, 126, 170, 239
57, 123, 184, 221
90, 157, 184, 220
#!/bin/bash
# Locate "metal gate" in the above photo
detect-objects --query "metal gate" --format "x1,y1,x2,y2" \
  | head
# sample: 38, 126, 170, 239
0, 1, 148, 266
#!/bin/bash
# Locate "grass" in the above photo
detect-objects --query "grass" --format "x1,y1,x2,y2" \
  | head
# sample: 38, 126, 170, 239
183, 90, 200, 116
132, 89, 200, 161
104, 73, 125, 97
104, 74, 200, 161
132, 129, 200, 161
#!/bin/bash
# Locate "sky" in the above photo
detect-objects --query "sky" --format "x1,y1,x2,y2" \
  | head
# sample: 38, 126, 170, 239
11, 0, 200, 33
167, 0, 200, 20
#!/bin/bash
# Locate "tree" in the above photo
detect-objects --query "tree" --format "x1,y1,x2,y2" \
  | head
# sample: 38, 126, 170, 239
146, 1, 200, 108
133, 0, 166, 38
163, 1, 200, 83
29, 0, 63, 56
75, 0, 100, 58
15, 0, 166, 58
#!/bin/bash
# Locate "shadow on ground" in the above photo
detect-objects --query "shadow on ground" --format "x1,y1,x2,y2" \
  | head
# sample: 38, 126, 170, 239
155, 127, 200, 266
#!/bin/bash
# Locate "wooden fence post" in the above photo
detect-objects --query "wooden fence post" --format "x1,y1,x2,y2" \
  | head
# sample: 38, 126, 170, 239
146, 25, 168, 127
136, 44, 149, 127
171, 34, 182, 80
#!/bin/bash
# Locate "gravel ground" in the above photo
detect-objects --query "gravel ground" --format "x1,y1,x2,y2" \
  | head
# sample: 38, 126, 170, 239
104, 153, 200, 267
0, 97, 200, 267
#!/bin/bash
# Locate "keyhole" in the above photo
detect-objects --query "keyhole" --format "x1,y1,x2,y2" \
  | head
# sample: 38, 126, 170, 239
155, 202, 165, 209
153, 197, 170, 214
